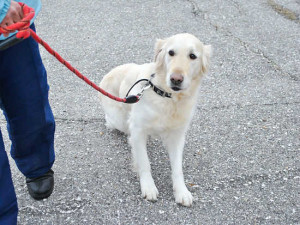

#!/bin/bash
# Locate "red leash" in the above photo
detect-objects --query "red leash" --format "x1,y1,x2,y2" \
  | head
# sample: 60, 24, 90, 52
0, 3, 139, 104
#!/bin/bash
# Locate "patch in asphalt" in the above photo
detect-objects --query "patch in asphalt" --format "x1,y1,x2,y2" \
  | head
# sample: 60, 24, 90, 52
267, 0, 300, 23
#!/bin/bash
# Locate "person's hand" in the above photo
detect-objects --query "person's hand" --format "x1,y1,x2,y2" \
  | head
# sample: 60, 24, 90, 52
0, 1, 23, 37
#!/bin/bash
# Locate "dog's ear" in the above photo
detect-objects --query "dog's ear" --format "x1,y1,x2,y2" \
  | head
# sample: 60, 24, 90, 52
201, 45, 212, 74
154, 39, 167, 67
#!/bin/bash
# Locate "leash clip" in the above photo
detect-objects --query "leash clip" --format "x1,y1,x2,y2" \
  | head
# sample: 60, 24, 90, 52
137, 82, 151, 99
142, 82, 151, 91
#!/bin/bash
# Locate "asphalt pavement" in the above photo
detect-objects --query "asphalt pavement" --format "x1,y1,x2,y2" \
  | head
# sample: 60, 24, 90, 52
1, 0, 299, 224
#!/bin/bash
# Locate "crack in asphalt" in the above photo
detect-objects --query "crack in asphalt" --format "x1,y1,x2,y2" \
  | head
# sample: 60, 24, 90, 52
184, 0, 299, 81
186, 0, 203, 17
233, 35, 299, 82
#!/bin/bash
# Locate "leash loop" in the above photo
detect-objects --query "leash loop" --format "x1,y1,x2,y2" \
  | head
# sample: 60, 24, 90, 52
0, 3, 34, 39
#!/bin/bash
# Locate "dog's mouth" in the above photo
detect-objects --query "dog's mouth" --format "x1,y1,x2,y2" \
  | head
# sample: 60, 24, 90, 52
171, 86, 182, 91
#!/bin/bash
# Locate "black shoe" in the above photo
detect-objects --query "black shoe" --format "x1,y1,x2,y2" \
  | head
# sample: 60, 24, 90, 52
26, 169, 54, 200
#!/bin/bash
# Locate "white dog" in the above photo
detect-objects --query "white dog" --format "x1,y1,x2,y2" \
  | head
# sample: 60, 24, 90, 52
99, 33, 211, 207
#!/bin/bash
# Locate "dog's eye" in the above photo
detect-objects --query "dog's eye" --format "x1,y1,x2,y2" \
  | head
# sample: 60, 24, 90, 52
189, 53, 197, 60
168, 50, 175, 56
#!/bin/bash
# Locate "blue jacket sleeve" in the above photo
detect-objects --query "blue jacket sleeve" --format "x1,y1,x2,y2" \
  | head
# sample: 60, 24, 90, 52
0, 0, 11, 24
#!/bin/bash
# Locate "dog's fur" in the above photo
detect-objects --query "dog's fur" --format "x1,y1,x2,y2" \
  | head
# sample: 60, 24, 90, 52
99, 33, 211, 207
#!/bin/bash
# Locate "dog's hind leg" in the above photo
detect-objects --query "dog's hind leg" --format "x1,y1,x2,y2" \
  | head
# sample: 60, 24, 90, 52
129, 127, 158, 201
102, 104, 129, 134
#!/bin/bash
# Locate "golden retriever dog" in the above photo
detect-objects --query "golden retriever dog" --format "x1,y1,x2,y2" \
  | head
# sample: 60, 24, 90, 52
99, 33, 211, 207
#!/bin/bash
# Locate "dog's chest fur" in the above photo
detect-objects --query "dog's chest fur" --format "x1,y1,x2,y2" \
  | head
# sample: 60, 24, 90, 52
131, 92, 196, 134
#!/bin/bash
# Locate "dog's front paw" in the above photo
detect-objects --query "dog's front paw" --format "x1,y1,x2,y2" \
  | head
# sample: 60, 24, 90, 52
140, 179, 159, 201
174, 188, 193, 207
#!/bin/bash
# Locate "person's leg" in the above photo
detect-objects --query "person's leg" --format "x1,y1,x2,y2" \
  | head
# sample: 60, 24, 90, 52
0, 24, 55, 196
0, 129, 18, 225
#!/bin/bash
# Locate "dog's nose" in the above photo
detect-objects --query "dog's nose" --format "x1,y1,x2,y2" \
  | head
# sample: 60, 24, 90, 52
170, 73, 184, 85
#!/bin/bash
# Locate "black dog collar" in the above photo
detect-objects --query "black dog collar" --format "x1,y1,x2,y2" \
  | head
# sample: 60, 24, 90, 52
148, 80, 172, 98
126, 74, 172, 99
148, 74, 172, 98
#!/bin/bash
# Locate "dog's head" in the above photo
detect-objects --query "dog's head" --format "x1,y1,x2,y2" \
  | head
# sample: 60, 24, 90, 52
154, 33, 211, 94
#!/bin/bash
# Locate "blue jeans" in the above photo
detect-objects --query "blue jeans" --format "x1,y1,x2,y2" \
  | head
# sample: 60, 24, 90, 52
0, 24, 55, 224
